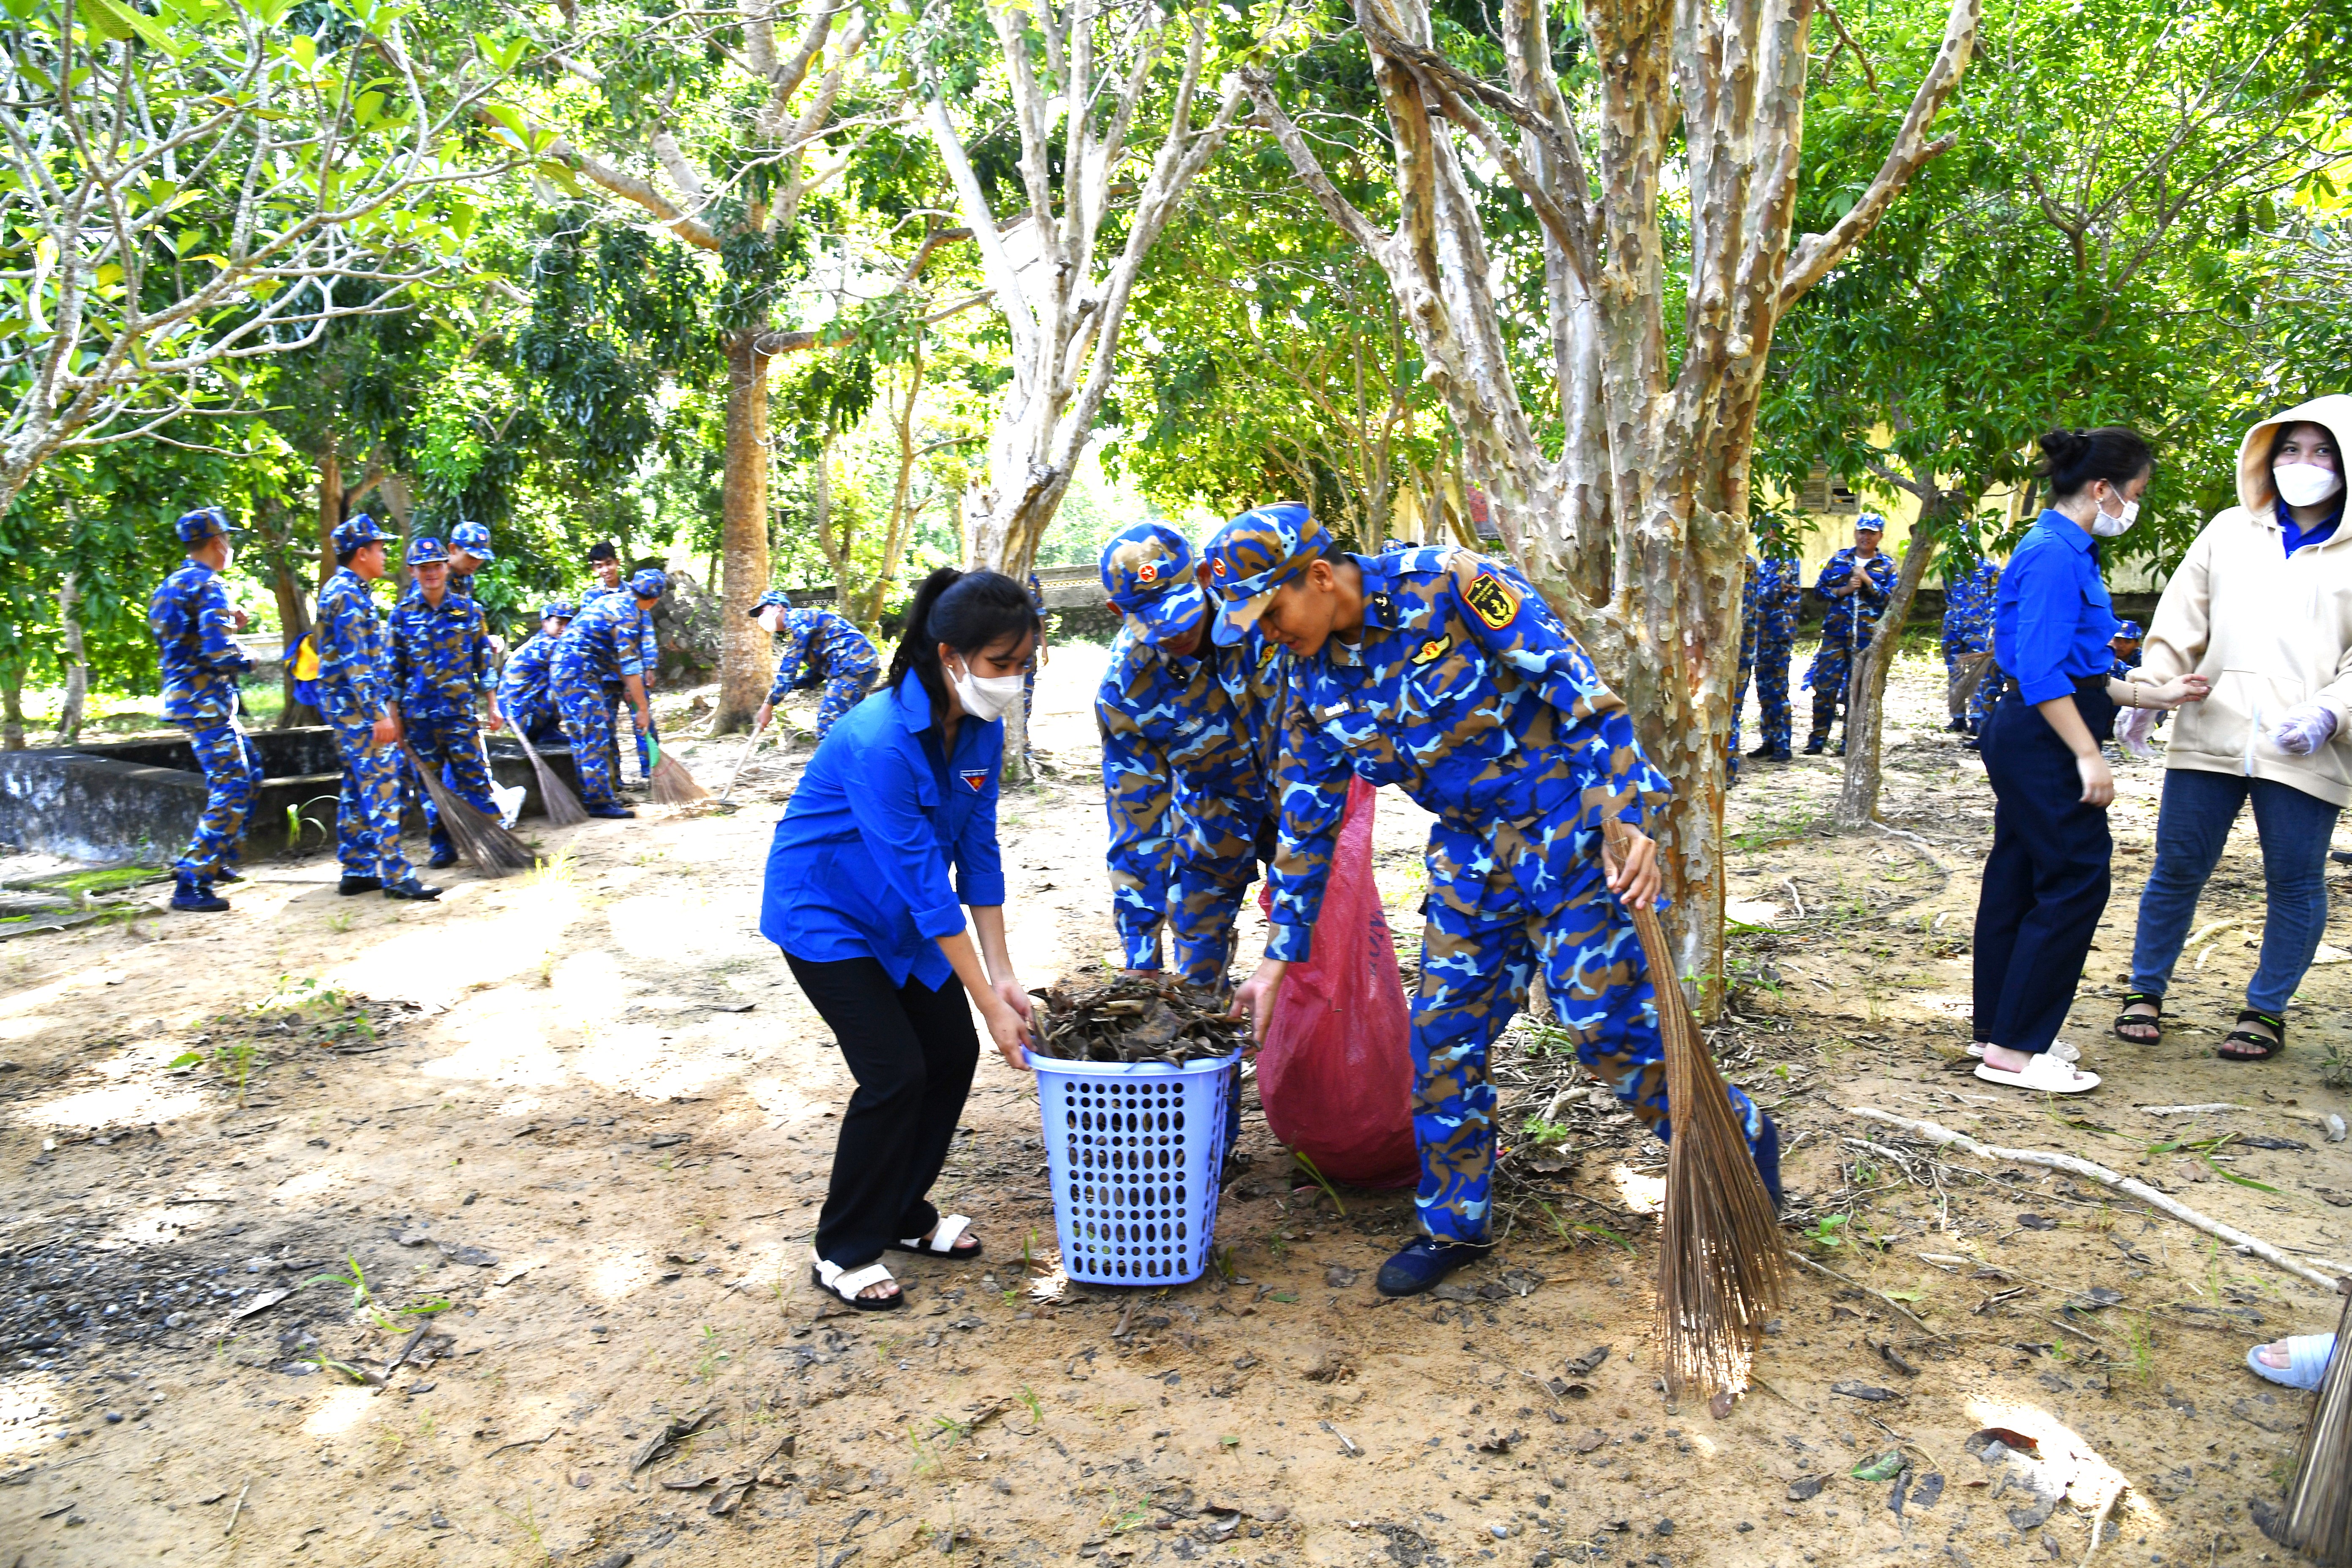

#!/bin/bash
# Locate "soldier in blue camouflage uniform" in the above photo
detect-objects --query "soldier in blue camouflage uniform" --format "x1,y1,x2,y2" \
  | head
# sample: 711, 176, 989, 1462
1804, 515, 1898, 754
1094, 522, 1286, 991
1208, 505, 1783, 1297
1727, 554, 1760, 782
749, 591, 880, 743
316, 516, 438, 900
2108, 618, 2143, 680
553, 569, 664, 818
581, 541, 661, 782
148, 507, 261, 912
390, 537, 502, 869
498, 601, 573, 745
1940, 550, 1999, 733
1747, 547, 1803, 762
446, 521, 493, 601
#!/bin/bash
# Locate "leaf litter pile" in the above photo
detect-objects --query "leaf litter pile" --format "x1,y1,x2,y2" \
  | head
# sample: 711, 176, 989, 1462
1028, 974, 1244, 1067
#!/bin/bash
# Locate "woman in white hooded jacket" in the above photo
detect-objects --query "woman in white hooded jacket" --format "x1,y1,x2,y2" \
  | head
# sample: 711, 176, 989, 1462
2114, 395, 2352, 1062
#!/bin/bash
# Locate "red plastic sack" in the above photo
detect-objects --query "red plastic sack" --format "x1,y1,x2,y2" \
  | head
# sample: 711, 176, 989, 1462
1254, 777, 1418, 1188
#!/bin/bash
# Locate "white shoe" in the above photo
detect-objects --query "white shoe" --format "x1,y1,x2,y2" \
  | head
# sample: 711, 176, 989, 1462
1969, 1039, 2080, 1063
1974, 1053, 2100, 1094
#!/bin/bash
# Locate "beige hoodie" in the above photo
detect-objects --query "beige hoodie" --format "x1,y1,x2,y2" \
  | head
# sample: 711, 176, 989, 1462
2139, 393, 2352, 806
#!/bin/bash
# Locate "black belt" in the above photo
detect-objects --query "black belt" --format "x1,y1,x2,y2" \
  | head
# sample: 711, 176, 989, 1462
1998, 674, 2109, 700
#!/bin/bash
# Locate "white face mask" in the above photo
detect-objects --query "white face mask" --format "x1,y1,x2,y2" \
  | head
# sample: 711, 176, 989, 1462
2090, 492, 2140, 538
946, 656, 1024, 721
2275, 462, 2346, 509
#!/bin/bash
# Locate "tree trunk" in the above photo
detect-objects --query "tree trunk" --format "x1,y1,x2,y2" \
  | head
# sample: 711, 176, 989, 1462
56, 571, 87, 745
713, 330, 773, 732
0, 664, 23, 750
1833, 495, 1966, 827
272, 559, 321, 729
317, 430, 342, 591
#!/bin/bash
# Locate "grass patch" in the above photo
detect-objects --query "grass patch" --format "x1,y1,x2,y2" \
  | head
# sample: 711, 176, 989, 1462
15, 865, 163, 895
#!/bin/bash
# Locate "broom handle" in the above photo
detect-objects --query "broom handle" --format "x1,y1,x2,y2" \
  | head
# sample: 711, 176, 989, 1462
720, 710, 772, 803
1601, 817, 1698, 1128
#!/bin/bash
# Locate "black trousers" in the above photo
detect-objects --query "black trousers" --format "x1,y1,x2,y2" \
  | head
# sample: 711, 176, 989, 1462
786, 954, 980, 1269
1973, 684, 2117, 1055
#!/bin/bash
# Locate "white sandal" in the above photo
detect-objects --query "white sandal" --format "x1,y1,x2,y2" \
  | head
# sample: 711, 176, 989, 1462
810, 1253, 904, 1311
1969, 1039, 2080, 1063
1974, 1051, 2101, 1094
890, 1214, 981, 1260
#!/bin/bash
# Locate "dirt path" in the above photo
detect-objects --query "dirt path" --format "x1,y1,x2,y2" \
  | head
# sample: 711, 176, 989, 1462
0, 648, 2347, 1568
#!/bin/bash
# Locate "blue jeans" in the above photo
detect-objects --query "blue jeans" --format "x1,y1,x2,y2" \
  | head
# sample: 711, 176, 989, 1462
2129, 768, 2342, 1015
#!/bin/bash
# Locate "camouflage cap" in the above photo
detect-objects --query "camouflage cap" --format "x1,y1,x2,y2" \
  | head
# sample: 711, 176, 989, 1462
1099, 522, 1206, 642
2113, 620, 2143, 640
746, 589, 794, 619
1855, 513, 1887, 533
174, 506, 239, 544
1200, 503, 1326, 646
332, 514, 392, 554
542, 599, 576, 622
406, 536, 449, 566
449, 521, 493, 560
629, 568, 668, 599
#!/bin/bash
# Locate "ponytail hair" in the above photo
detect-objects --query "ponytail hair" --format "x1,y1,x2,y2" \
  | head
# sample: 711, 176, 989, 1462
887, 567, 1043, 711
2037, 426, 2153, 501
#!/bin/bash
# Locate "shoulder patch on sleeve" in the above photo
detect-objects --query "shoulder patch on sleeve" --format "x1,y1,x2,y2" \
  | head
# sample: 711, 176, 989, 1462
1462, 570, 1521, 631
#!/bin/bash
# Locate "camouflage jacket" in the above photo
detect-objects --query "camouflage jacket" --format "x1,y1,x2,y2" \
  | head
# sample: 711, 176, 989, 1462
1942, 558, 2000, 651
1813, 548, 1897, 643
553, 592, 652, 684
499, 632, 559, 711
148, 559, 252, 723
766, 607, 881, 705
313, 567, 393, 724
1265, 547, 1670, 963
390, 586, 494, 719
581, 583, 659, 681
1752, 557, 1803, 646
1094, 626, 1287, 957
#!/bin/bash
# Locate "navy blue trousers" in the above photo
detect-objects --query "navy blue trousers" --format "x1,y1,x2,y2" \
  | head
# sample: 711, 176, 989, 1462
1973, 686, 2117, 1055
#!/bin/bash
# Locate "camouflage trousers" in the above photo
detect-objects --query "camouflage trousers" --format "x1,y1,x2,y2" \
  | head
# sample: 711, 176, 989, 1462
1805, 633, 1873, 743
1412, 833, 1764, 1244
1970, 659, 2008, 733
558, 673, 627, 809
174, 719, 261, 878
600, 682, 651, 782
329, 716, 411, 884
403, 711, 498, 860
1167, 792, 1275, 993
1753, 638, 1793, 751
506, 691, 562, 746
1728, 649, 1757, 780
810, 666, 879, 742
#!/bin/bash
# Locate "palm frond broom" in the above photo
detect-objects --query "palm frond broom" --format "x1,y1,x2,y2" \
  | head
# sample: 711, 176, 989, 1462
2258, 1282, 2352, 1563
1602, 818, 1788, 1406
647, 735, 709, 805
510, 727, 588, 828
402, 743, 535, 876
718, 709, 771, 804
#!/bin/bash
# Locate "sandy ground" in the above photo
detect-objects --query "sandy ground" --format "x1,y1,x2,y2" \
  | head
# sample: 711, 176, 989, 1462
1, 642, 2349, 1568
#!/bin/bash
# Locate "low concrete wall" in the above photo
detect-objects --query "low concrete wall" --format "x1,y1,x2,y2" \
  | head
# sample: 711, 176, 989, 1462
0, 728, 585, 865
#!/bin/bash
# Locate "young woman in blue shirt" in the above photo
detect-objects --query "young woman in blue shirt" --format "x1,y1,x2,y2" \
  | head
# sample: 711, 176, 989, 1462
762, 568, 1042, 1309
1973, 428, 2209, 1095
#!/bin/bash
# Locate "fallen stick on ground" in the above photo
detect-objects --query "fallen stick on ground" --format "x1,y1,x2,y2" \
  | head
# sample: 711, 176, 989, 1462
1847, 1107, 2338, 1291
2136, 1103, 2244, 1116
1791, 1252, 1949, 1341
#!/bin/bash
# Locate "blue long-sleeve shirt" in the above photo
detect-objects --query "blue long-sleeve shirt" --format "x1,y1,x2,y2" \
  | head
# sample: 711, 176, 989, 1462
760, 670, 1007, 988
1993, 510, 2121, 705
148, 559, 253, 723
313, 566, 392, 724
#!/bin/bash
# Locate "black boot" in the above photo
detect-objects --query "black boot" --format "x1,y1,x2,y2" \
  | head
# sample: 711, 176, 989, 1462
338, 874, 382, 896
1802, 734, 1827, 755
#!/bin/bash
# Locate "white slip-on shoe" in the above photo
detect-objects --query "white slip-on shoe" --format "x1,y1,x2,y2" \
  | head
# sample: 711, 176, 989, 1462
1969, 1039, 2080, 1063
1974, 1052, 2100, 1094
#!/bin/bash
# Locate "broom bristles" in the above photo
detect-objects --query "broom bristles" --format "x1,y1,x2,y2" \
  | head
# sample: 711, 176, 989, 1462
402, 743, 536, 877
511, 727, 589, 827
1604, 818, 1788, 1403
2260, 1285, 2352, 1562
648, 745, 710, 804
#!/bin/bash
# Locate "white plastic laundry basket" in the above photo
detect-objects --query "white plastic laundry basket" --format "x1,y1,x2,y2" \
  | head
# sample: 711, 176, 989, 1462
1032, 1051, 1239, 1285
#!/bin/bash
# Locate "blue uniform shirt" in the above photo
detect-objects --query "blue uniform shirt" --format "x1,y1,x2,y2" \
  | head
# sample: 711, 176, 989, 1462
1994, 510, 2120, 705
314, 566, 392, 724
581, 583, 659, 676
389, 586, 494, 719
1752, 558, 1802, 644
500, 632, 559, 712
148, 559, 253, 722
760, 670, 1007, 988
765, 607, 881, 705
554, 593, 650, 682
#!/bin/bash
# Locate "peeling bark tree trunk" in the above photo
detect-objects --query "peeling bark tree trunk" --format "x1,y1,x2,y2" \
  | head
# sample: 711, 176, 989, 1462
316, 432, 341, 591
715, 331, 774, 732
55, 571, 86, 745
1247, 0, 1980, 1007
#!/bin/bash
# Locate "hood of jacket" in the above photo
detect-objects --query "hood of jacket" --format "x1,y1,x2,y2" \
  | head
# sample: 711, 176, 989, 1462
2235, 392, 2352, 513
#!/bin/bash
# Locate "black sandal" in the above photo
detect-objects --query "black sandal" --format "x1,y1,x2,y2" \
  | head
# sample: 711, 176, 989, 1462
2112, 992, 2164, 1045
2218, 1009, 2286, 1062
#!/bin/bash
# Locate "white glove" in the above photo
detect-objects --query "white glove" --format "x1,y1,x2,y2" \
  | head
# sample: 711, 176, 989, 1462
2117, 703, 2159, 757
2273, 703, 2341, 756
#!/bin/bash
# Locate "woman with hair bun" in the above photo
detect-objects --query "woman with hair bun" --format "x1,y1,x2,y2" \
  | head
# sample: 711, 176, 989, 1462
2116, 395, 2352, 1064
761, 567, 1043, 1310
1970, 427, 2210, 1096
